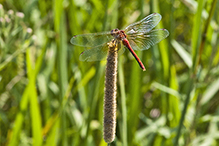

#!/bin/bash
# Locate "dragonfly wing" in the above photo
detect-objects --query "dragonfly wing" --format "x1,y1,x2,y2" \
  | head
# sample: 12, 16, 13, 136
79, 41, 126, 61
117, 42, 126, 56
79, 44, 109, 61
125, 13, 162, 34
70, 32, 113, 47
127, 29, 169, 50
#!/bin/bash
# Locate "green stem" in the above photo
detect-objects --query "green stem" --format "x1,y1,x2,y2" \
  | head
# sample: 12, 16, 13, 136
119, 56, 127, 146
174, 74, 194, 146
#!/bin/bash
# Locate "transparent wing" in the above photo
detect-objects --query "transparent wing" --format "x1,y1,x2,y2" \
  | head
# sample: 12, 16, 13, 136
70, 31, 113, 47
127, 29, 169, 50
124, 13, 162, 34
79, 41, 125, 61
79, 44, 109, 61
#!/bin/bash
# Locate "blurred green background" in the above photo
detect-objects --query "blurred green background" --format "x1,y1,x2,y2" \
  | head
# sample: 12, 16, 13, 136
0, 0, 219, 145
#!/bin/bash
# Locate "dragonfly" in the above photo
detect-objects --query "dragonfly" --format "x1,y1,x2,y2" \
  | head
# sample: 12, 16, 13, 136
70, 13, 169, 71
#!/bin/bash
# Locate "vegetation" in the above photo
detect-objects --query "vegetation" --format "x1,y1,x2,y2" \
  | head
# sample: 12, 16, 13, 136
0, 0, 219, 145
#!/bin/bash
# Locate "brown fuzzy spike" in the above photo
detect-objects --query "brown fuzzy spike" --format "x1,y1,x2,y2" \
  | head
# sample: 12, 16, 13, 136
103, 40, 119, 143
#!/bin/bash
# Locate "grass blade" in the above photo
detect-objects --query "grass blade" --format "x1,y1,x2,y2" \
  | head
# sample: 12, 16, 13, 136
118, 56, 127, 146
171, 40, 192, 68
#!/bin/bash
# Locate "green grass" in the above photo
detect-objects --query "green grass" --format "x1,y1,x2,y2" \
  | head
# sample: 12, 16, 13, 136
0, 0, 219, 145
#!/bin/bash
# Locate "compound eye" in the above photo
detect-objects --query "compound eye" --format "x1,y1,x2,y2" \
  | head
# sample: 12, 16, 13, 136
111, 28, 119, 36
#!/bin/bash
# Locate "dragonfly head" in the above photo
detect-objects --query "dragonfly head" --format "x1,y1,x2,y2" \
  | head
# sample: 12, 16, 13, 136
111, 29, 126, 40
111, 28, 119, 36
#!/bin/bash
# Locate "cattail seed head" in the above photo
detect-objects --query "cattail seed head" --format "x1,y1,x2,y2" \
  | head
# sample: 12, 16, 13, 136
103, 41, 119, 143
